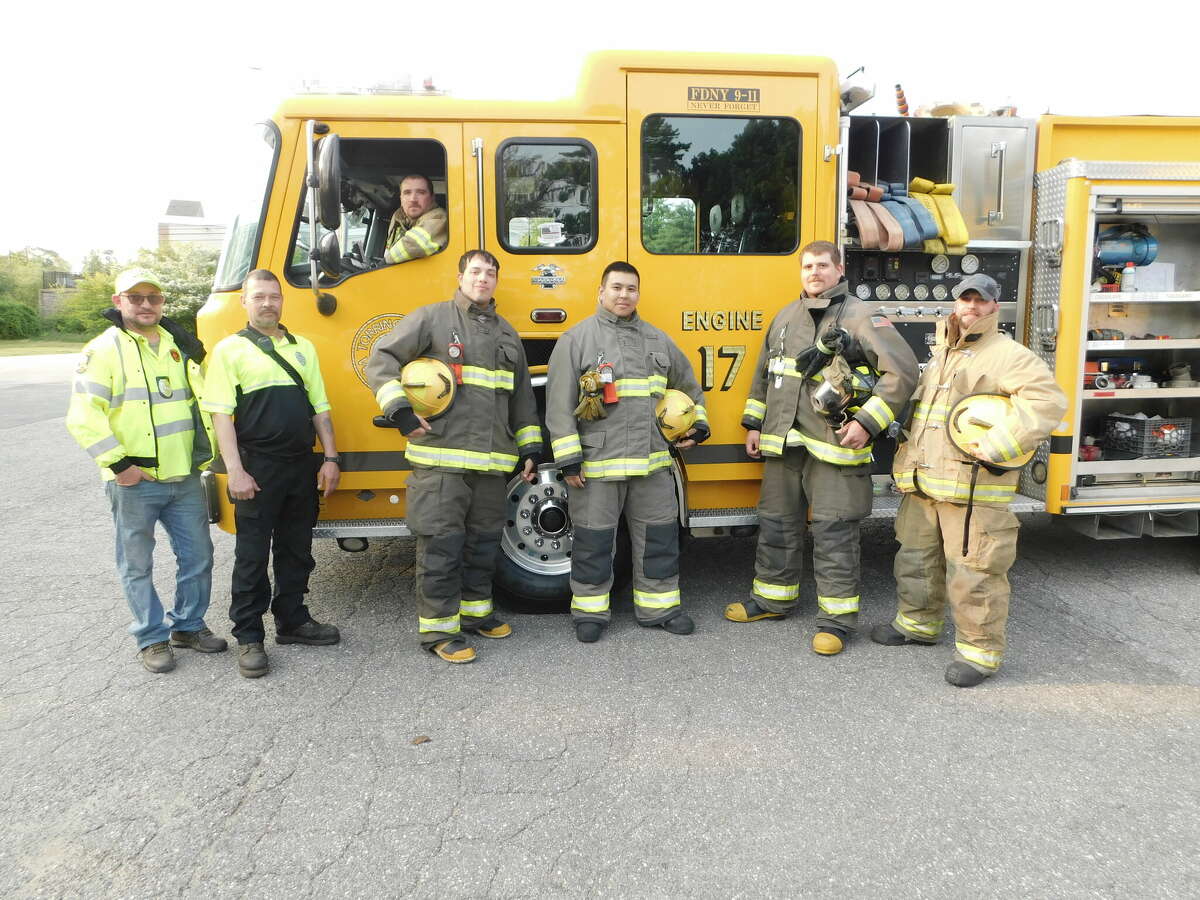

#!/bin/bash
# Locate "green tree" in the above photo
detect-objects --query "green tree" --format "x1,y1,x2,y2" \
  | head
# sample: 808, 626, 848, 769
133, 243, 220, 333
0, 247, 69, 309
643, 199, 697, 253
54, 271, 116, 336
81, 250, 120, 277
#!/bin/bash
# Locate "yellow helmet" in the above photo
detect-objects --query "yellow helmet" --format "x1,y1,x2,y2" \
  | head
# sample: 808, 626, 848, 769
655, 389, 697, 442
948, 392, 1034, 470
399, 357, 456, 418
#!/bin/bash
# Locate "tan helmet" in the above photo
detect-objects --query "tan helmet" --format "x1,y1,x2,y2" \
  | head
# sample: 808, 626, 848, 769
399, 357, 455, 418
948, 392, 1034, 470
655, 389, 697, 442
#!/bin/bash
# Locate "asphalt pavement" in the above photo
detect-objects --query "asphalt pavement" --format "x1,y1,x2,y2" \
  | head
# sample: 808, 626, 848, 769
2, 355, 1197, 898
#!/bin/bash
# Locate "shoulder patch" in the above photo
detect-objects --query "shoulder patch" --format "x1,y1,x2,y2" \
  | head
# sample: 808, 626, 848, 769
871, 316, 894, 328
76, 349, 93, 374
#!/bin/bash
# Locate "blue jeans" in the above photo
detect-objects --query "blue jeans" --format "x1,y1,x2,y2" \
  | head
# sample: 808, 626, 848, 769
105, 474, 214, 649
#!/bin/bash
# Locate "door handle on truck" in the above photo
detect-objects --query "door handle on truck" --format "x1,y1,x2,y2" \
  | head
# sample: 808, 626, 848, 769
987, 141, 1007, 225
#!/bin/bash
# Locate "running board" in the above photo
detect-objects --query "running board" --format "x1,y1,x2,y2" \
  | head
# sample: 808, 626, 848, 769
313, 518, 411, 539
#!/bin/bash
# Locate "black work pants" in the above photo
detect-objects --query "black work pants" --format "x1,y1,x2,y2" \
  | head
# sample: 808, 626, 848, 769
229, 451, 319, 643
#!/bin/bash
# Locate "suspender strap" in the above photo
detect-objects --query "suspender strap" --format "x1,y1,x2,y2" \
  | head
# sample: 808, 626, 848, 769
238, 326, 315, 415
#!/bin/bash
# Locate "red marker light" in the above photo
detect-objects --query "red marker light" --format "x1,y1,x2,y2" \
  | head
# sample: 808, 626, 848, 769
530, 309, 567, 324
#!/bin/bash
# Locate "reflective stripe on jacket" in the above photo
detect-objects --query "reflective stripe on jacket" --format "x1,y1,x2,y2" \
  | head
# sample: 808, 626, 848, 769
366, 291, 541, 474
546, 304, 706, 481
742, 281, 918, 466
893, 312, 1067, 506
66, 324, 215, 480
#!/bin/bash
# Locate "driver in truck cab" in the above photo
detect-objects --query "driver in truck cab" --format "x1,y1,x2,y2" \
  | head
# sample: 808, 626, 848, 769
384, 174, 448, 265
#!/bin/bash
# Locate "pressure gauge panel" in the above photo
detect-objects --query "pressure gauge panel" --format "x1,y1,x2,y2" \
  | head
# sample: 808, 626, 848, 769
930, 254, 950, 274
875, 284, 892, 300
913, 284, 930, 301
855, 284, 872, 300
932, 284, 949, 301
894, 284, 911, 301
960, 253, 980, 275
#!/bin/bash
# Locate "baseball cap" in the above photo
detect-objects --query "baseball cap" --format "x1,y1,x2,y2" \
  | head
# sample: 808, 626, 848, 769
115, 268, 165, 295
951, 273, 1000, 302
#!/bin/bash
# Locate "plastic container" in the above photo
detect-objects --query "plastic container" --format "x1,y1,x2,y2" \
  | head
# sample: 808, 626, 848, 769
1119, 261, 1136, 292
1105, 415, 1191, 458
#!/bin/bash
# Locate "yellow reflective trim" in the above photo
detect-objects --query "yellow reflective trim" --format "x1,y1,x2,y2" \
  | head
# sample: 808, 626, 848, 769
633, 589, 681, 609
894, 471, 916, 491
551, 434, 581, 453
956, 641, 1002, 669
460, 366, 514, 390
761, 429, 872, 466
515, 425, 541, 448
387, 241, 412, 263
984, 428, 1023, 462
408, 226, 440, 255
752, 579, 799, 601
580, 452, 672, 478
817, 595, 860, 615
419, 615, 460, 633
459, 599, 493, 617
914, 472, 1016, 503
860, 396, 894, 431
692, 404, 708, 424
376, 380, 406, 410
405, 444, 518, 473
743, 398, 766, 419
571, 593, 609, 613
896, 611, 942, 638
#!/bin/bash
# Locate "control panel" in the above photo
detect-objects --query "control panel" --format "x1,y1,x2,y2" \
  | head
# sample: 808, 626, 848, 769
844, 248, 1022, 310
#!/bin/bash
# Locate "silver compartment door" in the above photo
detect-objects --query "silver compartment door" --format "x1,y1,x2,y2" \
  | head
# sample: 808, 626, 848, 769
950, 117, 1035, 242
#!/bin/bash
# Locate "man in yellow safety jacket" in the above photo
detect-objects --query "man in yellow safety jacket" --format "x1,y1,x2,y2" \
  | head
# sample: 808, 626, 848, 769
384, 174, 448, 265
730, 241, 919, 656
873, 273, 1067, 686
367, 249, 542, 663
66, 267, 223, 674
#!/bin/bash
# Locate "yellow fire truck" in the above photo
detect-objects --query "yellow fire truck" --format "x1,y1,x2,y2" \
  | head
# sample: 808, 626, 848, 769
200, 51, 1200, 602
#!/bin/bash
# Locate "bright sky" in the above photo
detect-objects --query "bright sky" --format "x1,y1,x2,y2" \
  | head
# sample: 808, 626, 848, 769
6, 0, 1197, 269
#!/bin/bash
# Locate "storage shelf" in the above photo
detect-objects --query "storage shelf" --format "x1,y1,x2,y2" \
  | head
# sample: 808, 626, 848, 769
1087, 339, 1200, 350
1083, 387, 1200, 399
1076, 456, 1200, 474
1088, 291, 1200, 303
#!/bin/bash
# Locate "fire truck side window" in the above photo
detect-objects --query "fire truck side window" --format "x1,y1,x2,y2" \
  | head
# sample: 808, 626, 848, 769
496, 140, 597, 253
641, 115, 800, 255
285, 137, 448, 286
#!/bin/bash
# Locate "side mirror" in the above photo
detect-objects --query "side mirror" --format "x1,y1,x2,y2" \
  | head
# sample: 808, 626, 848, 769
318, 232, 341, 279
317, 134, 342, 230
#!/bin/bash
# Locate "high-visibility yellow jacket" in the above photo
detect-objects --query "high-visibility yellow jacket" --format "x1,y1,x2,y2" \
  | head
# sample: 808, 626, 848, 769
66, 313, 215, 481
546, 304, 706, 481
384, 206, 448, 264
741, 281, 918, 466
366, 291, 541, 474
893, 312, 1067, 506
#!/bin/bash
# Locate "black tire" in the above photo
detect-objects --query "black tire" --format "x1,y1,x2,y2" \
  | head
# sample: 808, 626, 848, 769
494, 521, 632, 614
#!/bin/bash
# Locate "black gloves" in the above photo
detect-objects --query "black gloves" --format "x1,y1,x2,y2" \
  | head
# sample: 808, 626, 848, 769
560, 462, 582, 477
794, 327, 851, 379
518, 452, 543, 472
688, 422, 711, 445
386, 406, 422, 436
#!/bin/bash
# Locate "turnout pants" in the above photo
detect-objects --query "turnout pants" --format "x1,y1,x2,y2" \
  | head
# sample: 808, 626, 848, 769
230, 451, 319, 644
751, 448, 873, 630
891, 492, 1019, 674
569, 468, 681, 627
405, 468, 506, 648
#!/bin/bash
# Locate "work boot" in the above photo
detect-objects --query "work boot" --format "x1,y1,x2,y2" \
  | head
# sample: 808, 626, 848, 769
659, 613, 695, 635
724, 598, 784, 623
238, 642, 269, 678
139, 641, 176, 674
276, 619, 340, 646
945, 661, 990, 688
575, 622, 604, 643
812, 626, 848, 656
870, 623, 935, 647
430, 638, 476, 664
170, 628, 229, 653
464, 617, 512, 639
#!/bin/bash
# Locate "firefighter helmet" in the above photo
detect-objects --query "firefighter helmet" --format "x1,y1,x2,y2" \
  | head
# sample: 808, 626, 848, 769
948, 392, 1034, 470
399, 357, 456, 418
655, 389, 697, 442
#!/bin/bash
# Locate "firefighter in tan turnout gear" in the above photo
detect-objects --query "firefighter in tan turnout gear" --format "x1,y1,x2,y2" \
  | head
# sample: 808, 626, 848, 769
730, 241, 919, 656
366, 250, 542, 663
546, 262, 708, 643
872, 274, 1067, 687
383, 174, 448, 265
